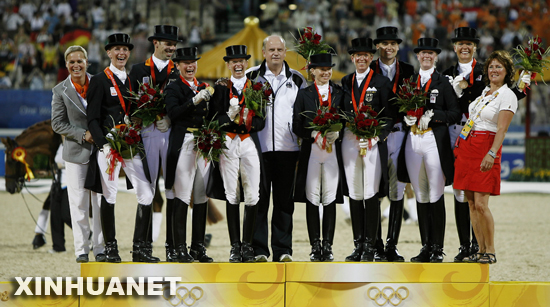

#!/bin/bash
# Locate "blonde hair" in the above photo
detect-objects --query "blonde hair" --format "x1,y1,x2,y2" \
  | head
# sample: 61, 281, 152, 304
64, 45, 88, 62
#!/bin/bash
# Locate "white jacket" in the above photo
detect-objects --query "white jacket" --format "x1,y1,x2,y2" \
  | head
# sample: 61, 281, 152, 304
246, 61, 306, 152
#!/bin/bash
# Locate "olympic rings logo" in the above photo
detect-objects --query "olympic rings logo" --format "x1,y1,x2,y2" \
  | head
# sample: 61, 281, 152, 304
162, 286, 204, 306
367, 286, 409, 306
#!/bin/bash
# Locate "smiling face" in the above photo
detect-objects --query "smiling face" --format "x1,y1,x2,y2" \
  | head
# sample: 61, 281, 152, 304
416, 50, 437, 70
453, 40, 476, 64
65, 51, 87, 83
107, 45, 130, 70
351, 52, 373, 73
176, 60, 198, 81
310, 66, 332, 85
226, 58, 248, 79
487, 59, 506, 86
376, 40, 399, 63
154, 39, 178, 60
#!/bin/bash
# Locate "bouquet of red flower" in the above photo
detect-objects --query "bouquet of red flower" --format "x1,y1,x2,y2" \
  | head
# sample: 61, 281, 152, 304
105, 123, 143, 180
512, 36, 550, 90
304, 101, 342, 152
243, 79, 273, 119
128, 81, 166, 127
292, 27, 334, 66
392, 76, 428, 132
193, 119, 228, 163
340, 105, 386, 155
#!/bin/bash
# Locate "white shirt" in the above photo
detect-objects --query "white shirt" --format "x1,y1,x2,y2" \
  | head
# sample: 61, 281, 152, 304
379, 59, 396, 81
152, 54, 169, 72
470, 84, 517, 133
355, 68, 370, 86
419, 67, 435, 87
264, 63, 286, 92
317, 83, 329, 101
458, 59, 473, 79
231, 75, 246, 95
109, 63, 127, 83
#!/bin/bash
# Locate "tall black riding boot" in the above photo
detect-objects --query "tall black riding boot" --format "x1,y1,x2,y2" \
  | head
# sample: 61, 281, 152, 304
385, 199, 405, 262
454, 196, 471, 262
345, 198, 364, 262
165, 198, 177, 262
306, 200, 322, 262
226, 201, 242, 263
172, 198, 193, 263
411, 202, 431, 262
100, 196, 121, 263
132, 204, 160, 262
190, 202, 213, 262
242, 204, 258, 262
430, 196, 446, 263
322, 202, 336, 262
361, 196, 381, 262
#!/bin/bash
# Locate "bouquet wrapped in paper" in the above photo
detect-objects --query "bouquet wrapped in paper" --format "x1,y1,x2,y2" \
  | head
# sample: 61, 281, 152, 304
128, 81, 166, 127
512, 36, 550, 90
104, 123, 143, 180
340, 105, 386, 156
303, 101, 342, 153
193, 119, 228, 163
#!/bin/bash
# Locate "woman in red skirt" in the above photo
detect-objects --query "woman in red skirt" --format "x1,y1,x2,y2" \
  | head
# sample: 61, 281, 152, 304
454, 50, 518, 264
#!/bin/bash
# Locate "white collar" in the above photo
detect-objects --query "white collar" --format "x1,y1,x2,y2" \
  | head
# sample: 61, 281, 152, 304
265, 63, 286, 78
231, 75, 247, 94
355, 68, 370, 85
109, 63, 127, 83
379, 59, 396, 80
419, 67, 434, 86
152, 54, 170, 71
458, 59, 474, 78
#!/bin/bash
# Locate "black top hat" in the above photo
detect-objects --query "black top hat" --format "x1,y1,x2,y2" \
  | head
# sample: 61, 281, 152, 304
451, 27, 480, 44
348, 38, 377, 55
308, 53, 335, 68
413, 38, 441, 54
172, 47, 201, 62
148, 25, 181, 42
223, 45, 252, 62
104, 33, 134, 51
373, 27, 403, 45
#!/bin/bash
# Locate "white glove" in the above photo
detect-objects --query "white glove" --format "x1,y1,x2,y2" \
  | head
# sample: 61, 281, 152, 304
452, 75, 464, 97
227, 105, 241, 121
102, 143, 111, 154
520, 70, 531, 86
325, 131, 339, 144
446, 75, 453, 83
156, 116, 171, 133
418, 109, 434, 131
404, 115, 417, 126
311, 131, 325, 149
359, 137, 378, 149
192, 89, 211, 105
242, 107, 249, 120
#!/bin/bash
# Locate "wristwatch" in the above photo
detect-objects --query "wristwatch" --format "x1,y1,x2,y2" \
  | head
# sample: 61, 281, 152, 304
488, 150, 497, 159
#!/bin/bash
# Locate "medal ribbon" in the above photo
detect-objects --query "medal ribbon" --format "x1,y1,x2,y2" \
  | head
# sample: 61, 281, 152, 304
104, 67, 132, 116
314, 81, 332, 108
376, 59, 400, 93
351, 70, 374, 113
468, 59, 476, 87
147, 56, 174, 92
180, 76, 199, 93
416, 73, 432, 93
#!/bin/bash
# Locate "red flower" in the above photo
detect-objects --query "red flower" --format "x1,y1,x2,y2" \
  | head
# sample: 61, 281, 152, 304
359, 105, 368, 113
313, 39, 320, 45
525, 49, 532, 57
313, 117, 320, 124
213, 140, 222, 149
537, 53, 543, 60
253, 82, 263, 91
128, 129, 138, 138
198, 142, 206, 150
125, 136, 135, 145
304, 32, 313, 40
317, 109, 322, 115
372, 119, 379, 126
370, 110, 378, 117
321, 101, 329, 107
264, 89, 273, 97
140, 95, 150, 103
357, 113, 365, 121
147, 88, 157, 95
324, 112, 332, 119
533, 44, 539, 52
334, 114, 340, 120
306, 27, 312, 32
314, 34, 321, 41
329, 107, 336, 113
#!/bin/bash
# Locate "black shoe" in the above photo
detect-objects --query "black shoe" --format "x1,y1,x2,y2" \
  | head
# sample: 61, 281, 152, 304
454, 245, 470, 262
360, 243, 375, 262
322, 241, 334, 262
175, 245, 194, 263
310, 240, 323, 262
204, 234, 213, 248
76, 254, 89, 263
229, 242, 242, 263
470, 243, 480, 256
32, 234, 46, 249
374, 245, 388, 262
430, 244, 445, 263
241, 242, 255, 263
165, 244, 178, 262
345, 242, 363, 262
104, 241, 121, 263
385, 244, 405, 262
411, 245, 431, 263
190, 243, 213, 263
132, 242, 160, 263
95, 253, 106, 262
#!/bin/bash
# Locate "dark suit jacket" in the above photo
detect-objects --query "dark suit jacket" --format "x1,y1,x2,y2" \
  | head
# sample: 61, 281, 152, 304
129, 59, 179, 92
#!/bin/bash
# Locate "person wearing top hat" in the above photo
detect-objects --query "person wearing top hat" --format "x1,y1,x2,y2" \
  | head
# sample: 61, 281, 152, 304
164, 47, 214, 263
371, 26, 416, 262
397, 37, 461, 263
87, 33, 158, 263
442, 27, 530, 262
293, 53, 344, 262
208, 45, 266, 262
128, 25, 181, 262
340, 38, 394, 262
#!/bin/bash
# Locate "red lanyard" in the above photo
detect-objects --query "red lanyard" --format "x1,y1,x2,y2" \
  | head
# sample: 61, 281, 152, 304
417, 73, 432, 93
147, 56, 174, 91
314, 81, 331, 108
467, 59, 476, 87
376, 59, 400, 93
229, 79, 248, 106
104, 67, 132, 115
180, 75, 199, 93
351, 70, 374, 113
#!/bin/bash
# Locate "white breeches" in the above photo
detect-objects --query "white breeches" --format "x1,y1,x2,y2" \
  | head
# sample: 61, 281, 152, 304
219, 136, 260, 205
305, 142, 339, 206
65, 162, 104, 257
172, 133, 210, 205
449, 123, 465, 202
97, 150, 154, 205
142, 124, 173, 199
387, 124, 407, 201
342, 128, 381, 200
404, 131, 445, 203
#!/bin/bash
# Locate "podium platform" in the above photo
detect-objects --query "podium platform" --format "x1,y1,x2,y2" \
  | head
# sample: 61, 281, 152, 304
1, 262, 549, 306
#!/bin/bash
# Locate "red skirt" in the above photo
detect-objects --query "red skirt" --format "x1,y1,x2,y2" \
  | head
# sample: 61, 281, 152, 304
454, 131, 502, 196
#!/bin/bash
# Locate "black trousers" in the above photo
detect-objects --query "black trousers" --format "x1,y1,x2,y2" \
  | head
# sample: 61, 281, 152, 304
252, 151, 299, 260
49, 188, 72, 251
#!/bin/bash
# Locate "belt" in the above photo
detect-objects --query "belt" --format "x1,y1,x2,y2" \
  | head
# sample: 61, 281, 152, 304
410, 125, 432, 135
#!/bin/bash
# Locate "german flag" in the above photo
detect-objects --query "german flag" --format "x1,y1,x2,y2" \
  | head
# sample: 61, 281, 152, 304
59, 28, 92, 47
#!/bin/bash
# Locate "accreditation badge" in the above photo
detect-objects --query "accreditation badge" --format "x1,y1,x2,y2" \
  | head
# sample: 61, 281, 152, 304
430, 89, 438, 104
110, 87, 117, 96
142, 76, 150, 85
459, 118, 474, 140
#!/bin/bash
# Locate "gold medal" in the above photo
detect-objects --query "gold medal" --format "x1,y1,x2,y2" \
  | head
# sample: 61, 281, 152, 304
459, 80, 468, 89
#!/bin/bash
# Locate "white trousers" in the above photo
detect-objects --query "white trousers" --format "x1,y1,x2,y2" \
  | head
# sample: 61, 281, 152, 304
219, 136, 260, 205
306, 142, 339, 206
142, 124, 174, 199
387, 123, 407, 201
97, 150, 154, 205
173, 133, 210, 204
449, 122, 465, 202
404, 131, 445, 203
342, 128, 381, 200
65, 161, 104, 257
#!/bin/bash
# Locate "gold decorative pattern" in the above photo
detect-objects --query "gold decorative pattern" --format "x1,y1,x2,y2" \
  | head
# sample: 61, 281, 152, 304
367, 286, 409, 306
0, 291, 8, 301
162, 286, 204, 306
